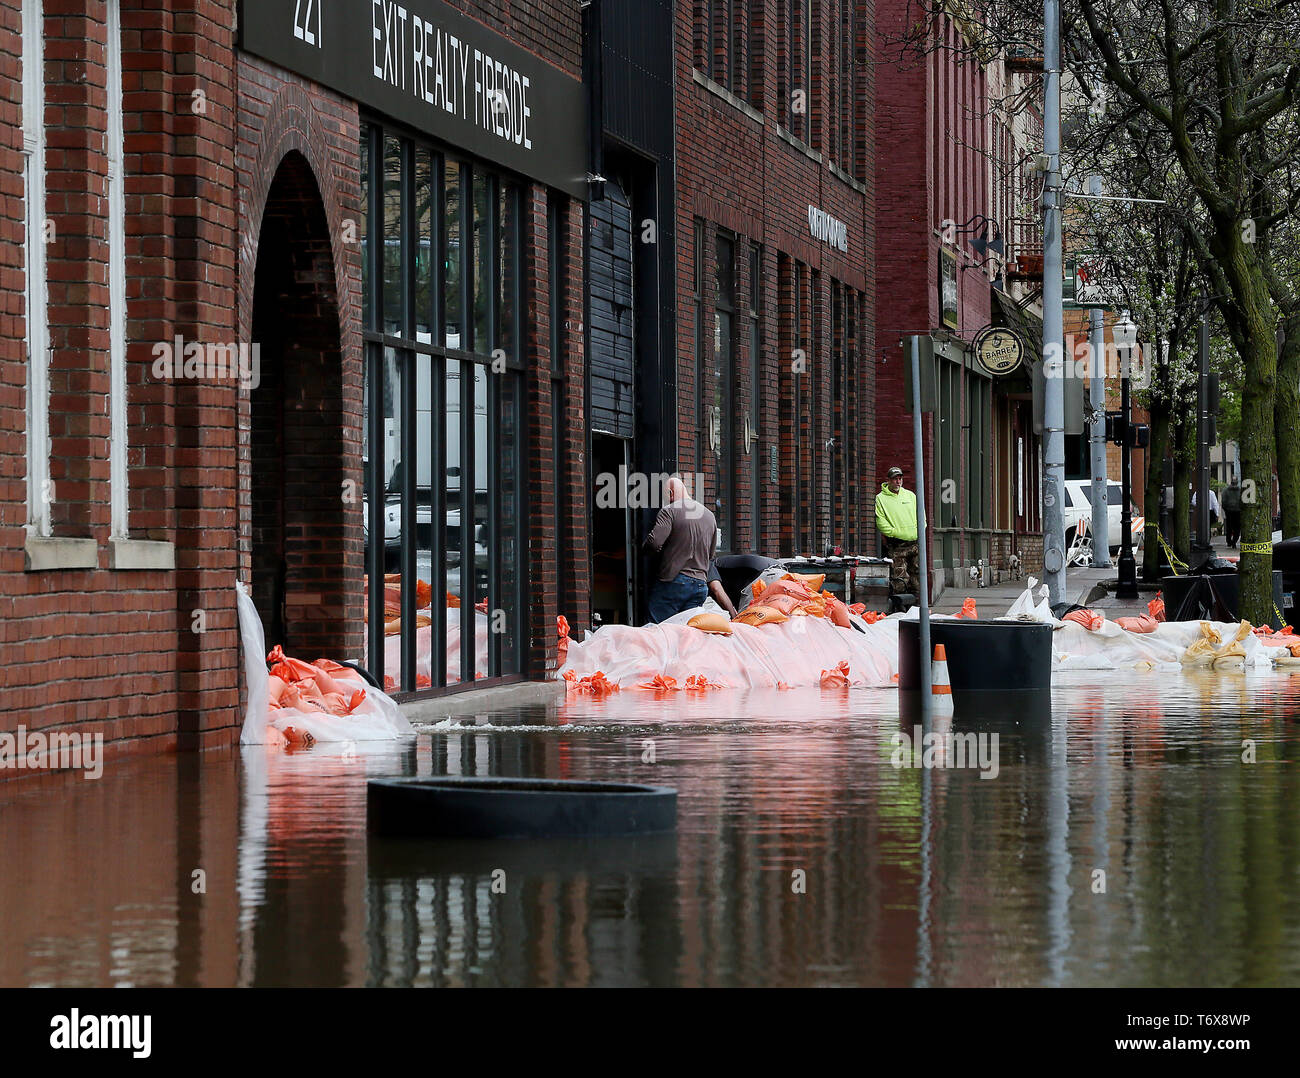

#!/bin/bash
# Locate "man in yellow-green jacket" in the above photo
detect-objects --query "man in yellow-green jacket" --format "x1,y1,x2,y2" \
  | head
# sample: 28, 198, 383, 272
875, 466, 920, 598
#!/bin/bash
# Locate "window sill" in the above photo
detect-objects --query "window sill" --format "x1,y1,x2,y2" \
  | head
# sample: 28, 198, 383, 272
24, 536, 98, 572
775, 125, 822, 165
692, 68, 765, 125
828, 162, 867, 195
110, 537, 176, 570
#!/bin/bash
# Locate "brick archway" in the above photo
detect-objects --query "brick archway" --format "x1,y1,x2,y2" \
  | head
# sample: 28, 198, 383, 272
249, 151, 349, 656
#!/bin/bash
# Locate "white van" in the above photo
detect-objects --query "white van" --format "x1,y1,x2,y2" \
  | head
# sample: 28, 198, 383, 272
1063, 479, 1144, 550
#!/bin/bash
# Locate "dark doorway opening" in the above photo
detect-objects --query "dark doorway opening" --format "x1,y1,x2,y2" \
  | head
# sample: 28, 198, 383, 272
250, 151, 348, 657
591, 432, 634, 624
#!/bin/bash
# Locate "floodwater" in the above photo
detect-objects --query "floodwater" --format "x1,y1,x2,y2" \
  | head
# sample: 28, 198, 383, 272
2, 670, 1299, 987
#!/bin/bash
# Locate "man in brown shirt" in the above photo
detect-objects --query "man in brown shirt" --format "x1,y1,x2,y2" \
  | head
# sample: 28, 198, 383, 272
645, 475, 718, 622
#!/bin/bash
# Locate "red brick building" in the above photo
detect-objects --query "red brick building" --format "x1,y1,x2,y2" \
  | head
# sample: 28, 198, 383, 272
3, 0, 590, 758
674, 0, 877, 565
874, 2, 1046, 589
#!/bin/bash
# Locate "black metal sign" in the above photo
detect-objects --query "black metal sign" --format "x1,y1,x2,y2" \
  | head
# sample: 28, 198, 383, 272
238, 0, 589, 199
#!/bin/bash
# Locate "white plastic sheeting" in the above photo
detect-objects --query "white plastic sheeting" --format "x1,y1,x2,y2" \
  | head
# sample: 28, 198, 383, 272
237, 580, 414, 745
560, 610, 905, 689
557, 575, 1300, 689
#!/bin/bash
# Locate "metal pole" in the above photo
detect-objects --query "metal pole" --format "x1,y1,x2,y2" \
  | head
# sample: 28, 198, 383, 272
1087, 179, 1110, 568
1042, 0, 1067, 606
911, 337, 932, 707
1195, 293, 1211, 554
1117, 347, 1138, 598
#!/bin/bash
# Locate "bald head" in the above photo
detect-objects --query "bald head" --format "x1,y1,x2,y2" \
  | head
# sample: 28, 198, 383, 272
664, 475, 689, 503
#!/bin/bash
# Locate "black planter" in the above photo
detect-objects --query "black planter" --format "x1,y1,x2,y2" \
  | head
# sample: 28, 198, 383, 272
367, 776, 678, 839
898, 618, 1053, 694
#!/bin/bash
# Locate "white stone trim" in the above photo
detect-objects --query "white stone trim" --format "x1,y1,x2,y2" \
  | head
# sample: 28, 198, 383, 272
24, 536, 98, 572
109, 538, 176, 571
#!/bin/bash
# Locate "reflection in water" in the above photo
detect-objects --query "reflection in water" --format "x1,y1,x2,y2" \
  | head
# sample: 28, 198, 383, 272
1, 671, 1299, 986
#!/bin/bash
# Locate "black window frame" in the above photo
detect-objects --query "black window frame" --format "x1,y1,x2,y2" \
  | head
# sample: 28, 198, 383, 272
360, 116, 527, 696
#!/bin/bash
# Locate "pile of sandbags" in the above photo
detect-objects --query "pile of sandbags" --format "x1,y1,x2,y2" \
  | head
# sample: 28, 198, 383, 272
238, 581, 413, 747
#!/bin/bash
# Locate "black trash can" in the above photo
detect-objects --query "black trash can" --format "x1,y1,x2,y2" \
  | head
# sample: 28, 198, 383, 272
898, 618, 1053, 694
1271, 538, 1300, 620
1161, 569, 1284, 622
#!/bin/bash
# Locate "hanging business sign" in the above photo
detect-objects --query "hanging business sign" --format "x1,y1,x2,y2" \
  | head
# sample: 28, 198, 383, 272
939, 249, 959, 330
236, 0, 589, 199
971, 324, 1025, 376
1065, 250, 1128, 308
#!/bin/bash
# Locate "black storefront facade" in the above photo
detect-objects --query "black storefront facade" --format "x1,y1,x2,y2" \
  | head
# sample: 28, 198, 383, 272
237, 1, 588, 695
584, 0, 678, 626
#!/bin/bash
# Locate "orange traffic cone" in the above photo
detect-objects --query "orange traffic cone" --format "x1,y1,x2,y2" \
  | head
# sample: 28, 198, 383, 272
931, 643, 954, 715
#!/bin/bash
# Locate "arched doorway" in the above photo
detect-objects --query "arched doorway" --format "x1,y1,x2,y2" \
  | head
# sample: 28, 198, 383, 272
249, 151, 349, 657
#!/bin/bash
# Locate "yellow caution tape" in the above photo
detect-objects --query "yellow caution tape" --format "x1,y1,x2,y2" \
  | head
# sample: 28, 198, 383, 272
1239, 541, 1273, 554
1156, 529, 1188, 576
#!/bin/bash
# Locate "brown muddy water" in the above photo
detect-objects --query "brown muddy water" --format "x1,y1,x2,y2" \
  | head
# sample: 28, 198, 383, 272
2, 670, 1298, 987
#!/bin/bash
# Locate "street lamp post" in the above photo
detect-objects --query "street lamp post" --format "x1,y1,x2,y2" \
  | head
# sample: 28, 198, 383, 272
1115, 315, 1139, 598
1041, 0, 1067, 606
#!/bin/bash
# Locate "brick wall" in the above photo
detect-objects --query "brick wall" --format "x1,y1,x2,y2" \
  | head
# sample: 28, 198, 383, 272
1, 0, 585, 762
675, 0, 877, 559
235, 55, 362, 668
875, 0, 1008, 573
1, 0, 240, 758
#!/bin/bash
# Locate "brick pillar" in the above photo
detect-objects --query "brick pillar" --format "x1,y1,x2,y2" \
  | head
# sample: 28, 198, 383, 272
524, 184, 557, 676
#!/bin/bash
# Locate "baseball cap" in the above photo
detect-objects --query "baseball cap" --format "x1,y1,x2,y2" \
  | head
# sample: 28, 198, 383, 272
887, 466, 903, 478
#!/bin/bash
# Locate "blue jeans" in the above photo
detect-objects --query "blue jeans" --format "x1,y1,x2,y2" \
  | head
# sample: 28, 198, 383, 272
648, 573, 708, 623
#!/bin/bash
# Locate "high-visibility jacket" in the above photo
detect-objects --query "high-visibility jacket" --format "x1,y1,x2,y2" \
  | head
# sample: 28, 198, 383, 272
875, 483, 918, 542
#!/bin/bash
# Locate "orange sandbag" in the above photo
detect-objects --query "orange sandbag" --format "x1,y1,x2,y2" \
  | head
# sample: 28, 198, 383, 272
557, 614, 571, 664
823, 591, 852, 628
564, 670, 619, 695
762, 577, 819, 602
789, 595, 827, 618
684, 674, 723, 690
639, 674, 679, 691
1147, 594, 1166, 622
733, 605, 790, 627
688, 611, 734, 634
267, 645, 321, 684
783, 571, 826, 592
819, 660, 851, 688
1115, 614, 1159, 633
750, 578, 766, 599
312, 658, 363, 681
447, 593, 462, 608
859, 610, 885, 624
753, 593, 804, 617
955, 597, 978, 619
416, 579, 432, 608
1063, 608, 1104, 631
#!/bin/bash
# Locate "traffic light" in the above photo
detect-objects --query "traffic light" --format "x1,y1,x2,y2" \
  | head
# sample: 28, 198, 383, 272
1105, 410, 1126, 445
1126, 423, 1150, 448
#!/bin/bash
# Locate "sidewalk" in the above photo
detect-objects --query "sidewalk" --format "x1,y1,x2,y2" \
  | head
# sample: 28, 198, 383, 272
928, 563, 1149, 617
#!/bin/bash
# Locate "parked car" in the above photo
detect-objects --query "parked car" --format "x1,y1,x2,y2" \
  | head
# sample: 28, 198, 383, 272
1062, 479, 1144, 551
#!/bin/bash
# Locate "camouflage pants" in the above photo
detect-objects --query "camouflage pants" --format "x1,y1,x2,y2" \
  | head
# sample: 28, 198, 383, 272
886, 539, 920, 596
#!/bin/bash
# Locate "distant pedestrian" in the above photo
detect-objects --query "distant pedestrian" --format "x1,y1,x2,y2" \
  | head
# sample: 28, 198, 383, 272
645, 476, 718, 623
1222, 480, 1242, 548
876, 466, 920, 598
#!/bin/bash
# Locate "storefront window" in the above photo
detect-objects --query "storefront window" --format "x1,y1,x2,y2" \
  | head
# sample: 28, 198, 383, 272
713, 232, 735, 549
361, 122, 525, 693
445, 159, 463, 349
